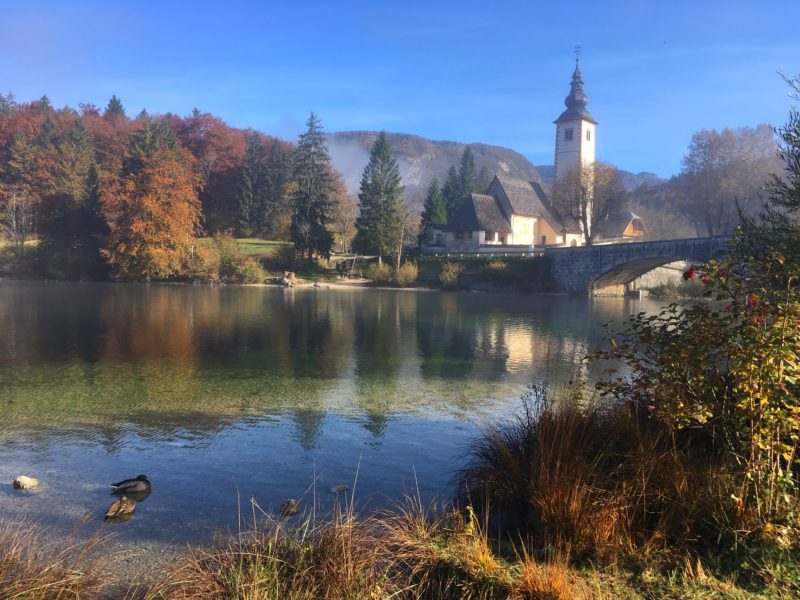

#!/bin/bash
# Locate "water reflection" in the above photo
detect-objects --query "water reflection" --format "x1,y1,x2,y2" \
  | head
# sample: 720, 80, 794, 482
0, 281, 661, 547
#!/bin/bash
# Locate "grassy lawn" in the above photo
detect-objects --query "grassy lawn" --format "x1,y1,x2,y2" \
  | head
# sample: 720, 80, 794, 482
234, 238, 290, 259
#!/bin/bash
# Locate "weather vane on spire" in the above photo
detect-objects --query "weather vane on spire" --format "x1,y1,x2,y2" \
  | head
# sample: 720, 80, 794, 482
574, 42, 582, 61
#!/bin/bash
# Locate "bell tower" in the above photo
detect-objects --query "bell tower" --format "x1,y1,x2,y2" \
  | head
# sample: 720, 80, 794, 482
553, 50, 597, 183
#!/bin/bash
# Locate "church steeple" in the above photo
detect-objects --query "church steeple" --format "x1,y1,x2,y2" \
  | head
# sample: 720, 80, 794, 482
555, 59, 597, 125
552, 54, 597, 187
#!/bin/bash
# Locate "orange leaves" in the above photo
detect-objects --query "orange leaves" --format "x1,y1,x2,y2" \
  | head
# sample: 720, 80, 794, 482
102, 146, 200, 280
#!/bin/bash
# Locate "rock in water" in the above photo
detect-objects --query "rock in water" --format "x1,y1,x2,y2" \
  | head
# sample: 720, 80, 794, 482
330, 484, 348, 494
13, 476, 39, 490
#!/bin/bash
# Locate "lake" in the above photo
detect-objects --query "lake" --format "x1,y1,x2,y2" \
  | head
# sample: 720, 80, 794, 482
0, 281, 660, 558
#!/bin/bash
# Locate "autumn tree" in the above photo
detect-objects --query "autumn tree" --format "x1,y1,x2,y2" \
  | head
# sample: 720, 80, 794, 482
419, 177, 447, 242
329, 169, 356, 253
36, 116, 107, 278
353, 132, 404, 264
675, 124, 780, 236
102, 118, 200, 280
177, 109, 247, 233
551, 162, 628, 246
291, 113, 334, 259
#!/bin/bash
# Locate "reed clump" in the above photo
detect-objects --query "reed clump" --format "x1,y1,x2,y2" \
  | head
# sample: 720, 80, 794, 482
455, 384, 798, 576
0, 520, 104, 599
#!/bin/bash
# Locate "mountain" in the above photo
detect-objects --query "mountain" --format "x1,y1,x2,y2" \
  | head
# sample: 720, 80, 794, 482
535, 165, 665, 192
327, 131, 545, 209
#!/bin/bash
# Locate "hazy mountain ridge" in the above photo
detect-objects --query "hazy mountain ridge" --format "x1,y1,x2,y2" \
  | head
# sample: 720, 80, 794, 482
327, 131, 545, 209
326, 132, 665, 210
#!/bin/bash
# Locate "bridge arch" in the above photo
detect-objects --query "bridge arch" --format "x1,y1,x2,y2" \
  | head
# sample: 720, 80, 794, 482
591, 256, 685, 292
544, 236, 732, 295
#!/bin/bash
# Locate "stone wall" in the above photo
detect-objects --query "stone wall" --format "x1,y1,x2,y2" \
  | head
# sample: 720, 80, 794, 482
545, 237, 731, 295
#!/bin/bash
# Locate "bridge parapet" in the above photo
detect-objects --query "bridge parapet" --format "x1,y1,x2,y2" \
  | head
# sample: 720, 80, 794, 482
544, 236, 732, 295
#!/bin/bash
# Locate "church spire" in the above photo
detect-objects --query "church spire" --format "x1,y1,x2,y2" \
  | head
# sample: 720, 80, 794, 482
554, 56, 597, 125
565, 59, 589, 111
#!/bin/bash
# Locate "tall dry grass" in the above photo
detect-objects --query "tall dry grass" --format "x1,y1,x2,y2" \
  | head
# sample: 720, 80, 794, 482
0, 520, 104, 599
147, 505, 394, 599
455, 385, 741, 564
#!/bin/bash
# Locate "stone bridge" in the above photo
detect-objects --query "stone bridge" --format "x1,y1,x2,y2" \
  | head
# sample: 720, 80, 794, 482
545, 236, 732, 295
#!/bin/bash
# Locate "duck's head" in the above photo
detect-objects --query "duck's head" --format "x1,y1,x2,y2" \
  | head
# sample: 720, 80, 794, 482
136, 474, 148, 482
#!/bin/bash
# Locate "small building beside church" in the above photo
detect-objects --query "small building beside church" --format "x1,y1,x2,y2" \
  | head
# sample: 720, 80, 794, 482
423, 57, 645, 254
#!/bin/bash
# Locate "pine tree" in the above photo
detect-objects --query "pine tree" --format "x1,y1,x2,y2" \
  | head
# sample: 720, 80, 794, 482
419, 177, 447, 242
353, 132, 404, 263
104, 95, 126, 118
124, 116, 178, 176
458, 146, 478, 199
0, 91, 14, 115
263, 140, 292, 235
238, 130, 267, 235
35, 114, 57, 148
442, 165, 461, 219
291, 113, 334, 258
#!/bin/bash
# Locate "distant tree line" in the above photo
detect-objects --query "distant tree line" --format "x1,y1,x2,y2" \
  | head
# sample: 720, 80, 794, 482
0, 92, 355, 280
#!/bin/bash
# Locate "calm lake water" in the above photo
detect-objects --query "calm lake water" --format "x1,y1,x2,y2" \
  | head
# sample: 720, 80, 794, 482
0, 281, 661, 553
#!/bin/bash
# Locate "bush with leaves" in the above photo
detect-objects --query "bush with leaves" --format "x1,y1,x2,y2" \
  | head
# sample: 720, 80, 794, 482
393, 262, 418, 287
364, 261, 392, 283
439, 261, 463, 289
594, 76, 800, 521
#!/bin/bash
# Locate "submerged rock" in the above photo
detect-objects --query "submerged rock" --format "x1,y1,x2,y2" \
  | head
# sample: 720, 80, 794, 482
13, 475, 39, 490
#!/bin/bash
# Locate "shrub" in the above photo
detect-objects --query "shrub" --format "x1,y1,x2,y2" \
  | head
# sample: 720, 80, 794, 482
364, 261, 392, 283
456, 385, 739, 562
215, 232, 266, 283
269, 243, 298, 272
185, 241, 221, 282
183, 233, 266, 284
393, 262, 418, 286
439, 261, 463, 288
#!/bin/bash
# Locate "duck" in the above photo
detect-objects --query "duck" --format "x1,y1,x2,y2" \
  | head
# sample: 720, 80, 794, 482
105, 496, 136, 520
279, 499, 299, 517
110, 474, 151, 495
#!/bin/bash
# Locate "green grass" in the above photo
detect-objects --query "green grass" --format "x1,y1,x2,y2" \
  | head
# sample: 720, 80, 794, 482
232, 238, 290, 259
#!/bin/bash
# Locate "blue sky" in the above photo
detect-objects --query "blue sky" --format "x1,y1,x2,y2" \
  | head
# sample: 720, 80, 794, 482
0, 0, 797, 177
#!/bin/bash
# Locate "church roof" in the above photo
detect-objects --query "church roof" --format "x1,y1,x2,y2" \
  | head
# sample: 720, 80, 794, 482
594, 211, 647, 239
554, 60, 598, 125
491, 174, 554, 219
446, 193, 512, 233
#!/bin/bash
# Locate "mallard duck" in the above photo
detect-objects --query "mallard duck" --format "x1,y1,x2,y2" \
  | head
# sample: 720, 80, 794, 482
279, 499, 299, 517
110, 474, 151, 495
105, 496, 136, 520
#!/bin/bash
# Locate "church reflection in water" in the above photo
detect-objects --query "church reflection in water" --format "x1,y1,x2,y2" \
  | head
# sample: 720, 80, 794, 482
0, 281, 647, 449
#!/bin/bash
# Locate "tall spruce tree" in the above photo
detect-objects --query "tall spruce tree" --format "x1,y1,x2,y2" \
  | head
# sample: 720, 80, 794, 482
263, 140, 292, 234
353, 132, 404, 264
291, 113, 334, 258
104, 95, 126, 118
458, 146, 479, 198
238, 130, 268, 235
442, 165, 461, 219
419, 178, 447, 242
